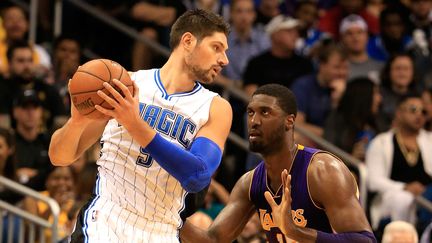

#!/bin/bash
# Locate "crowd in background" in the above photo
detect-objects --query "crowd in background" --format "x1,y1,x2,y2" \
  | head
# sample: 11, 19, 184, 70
0, 0, 432, 242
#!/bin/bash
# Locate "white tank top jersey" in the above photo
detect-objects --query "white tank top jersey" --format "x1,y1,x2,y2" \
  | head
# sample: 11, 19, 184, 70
83, 69, 218, 241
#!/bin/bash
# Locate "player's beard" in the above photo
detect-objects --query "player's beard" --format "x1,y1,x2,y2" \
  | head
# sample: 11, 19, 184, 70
249, 122, 285, 156
190, 64, 215, 84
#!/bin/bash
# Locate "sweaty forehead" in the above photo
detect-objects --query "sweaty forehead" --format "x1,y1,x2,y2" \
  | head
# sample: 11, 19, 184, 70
248, 94, 279, 109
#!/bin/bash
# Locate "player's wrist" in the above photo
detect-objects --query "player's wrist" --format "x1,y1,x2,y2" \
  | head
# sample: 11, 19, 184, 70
68, 116, 96, 127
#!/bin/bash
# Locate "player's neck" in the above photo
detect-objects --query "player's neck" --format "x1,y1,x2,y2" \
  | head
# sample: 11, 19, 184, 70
160, 55, 196, 94
264, 143, 297, 186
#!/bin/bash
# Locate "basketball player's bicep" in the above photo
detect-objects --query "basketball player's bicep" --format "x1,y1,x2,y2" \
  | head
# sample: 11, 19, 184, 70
196, 97, 232, 151
308, 154, 372, 233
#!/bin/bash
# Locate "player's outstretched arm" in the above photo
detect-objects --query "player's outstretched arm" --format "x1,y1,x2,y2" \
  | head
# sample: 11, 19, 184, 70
180, 171, 255, 243
265, 153, 376, 243
49, 99, 109, 166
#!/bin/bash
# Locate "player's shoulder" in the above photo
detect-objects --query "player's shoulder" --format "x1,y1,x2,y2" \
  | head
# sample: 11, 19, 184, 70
209, 96, 232, 114
129, 68, 158, 82
309, 152, 350, 178
231, 169, 256, 199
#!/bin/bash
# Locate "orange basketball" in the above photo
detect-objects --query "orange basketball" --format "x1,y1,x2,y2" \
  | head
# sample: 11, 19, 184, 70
69, 59, 134, 119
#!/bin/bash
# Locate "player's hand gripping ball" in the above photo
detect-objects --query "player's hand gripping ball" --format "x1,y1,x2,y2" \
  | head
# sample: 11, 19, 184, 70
69, 59, 134, 119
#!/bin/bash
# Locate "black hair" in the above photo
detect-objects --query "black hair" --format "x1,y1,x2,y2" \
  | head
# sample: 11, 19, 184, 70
6, 39, 32, 62
52, 34, 82, 51
396, 92, 422, 108
253, 84, 297, 116
338, 77, 376, 130
380, 53, 417, 91
169, 9, 230, 49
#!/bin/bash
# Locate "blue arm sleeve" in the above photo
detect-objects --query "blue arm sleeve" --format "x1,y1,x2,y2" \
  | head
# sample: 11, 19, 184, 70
316, 231, 377, 243
145, 133, 222, 193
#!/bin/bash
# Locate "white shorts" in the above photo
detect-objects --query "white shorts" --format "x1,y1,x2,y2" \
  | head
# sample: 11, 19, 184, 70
71, 197, 180, 243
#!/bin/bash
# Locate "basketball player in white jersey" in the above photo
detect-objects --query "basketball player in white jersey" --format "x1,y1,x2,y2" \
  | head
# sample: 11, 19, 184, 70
48, 9, 232, 242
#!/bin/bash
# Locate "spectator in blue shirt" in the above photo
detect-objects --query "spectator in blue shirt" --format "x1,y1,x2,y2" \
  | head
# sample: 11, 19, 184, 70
291, 44, 348, 137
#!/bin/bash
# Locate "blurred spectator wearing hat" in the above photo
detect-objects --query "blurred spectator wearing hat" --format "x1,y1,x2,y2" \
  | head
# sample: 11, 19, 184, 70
339, 14, 383, 83
11, 89, 53, 191
318, 0, 380, 40
243, 15, 314, 97
0, 40, 66, 131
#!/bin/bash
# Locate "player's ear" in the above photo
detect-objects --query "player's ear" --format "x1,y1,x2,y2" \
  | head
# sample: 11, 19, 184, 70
285, 114, 295, 131
181, 32, 196, 52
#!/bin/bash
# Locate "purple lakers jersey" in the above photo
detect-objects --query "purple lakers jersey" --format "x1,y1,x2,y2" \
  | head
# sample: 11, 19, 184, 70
249, 144, 332, 242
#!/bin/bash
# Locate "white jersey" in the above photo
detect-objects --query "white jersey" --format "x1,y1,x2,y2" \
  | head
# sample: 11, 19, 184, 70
81, 69, 218, 242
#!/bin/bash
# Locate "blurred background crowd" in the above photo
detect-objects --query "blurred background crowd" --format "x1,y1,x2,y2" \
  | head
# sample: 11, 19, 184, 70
1, 0, 432, 242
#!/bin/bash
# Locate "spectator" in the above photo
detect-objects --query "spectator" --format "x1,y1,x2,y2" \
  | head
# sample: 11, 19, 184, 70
379, 54, 418, 130
11, 89, 53, 191
0, 127, 18, 203
365, 0, 386, 19
423, 87, 432, 131
318, 0, 380, 39
366, 94, 432, 230
130, 0, 186, 70
243, 15, 314, 96
293, 0, 325, 57
254, 0, 283, 27
0, 5, 51, 76
291, 44, 348, 137
50, 35, 82, 114
51, 35, 81, 89
220, 0, 270, 86
407, 0, 432, 42
324, 77, 382, 161
382, 221, 419, 243
218, 0, 271, 160
406, 0, 432, 89
0, 127, 19, 243
339, 14, 384, 83
367, 6, 413, 61
23, 166, 76, 242
0, 40, 66, 130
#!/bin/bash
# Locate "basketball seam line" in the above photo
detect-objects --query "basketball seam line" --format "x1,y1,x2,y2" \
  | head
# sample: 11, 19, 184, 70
99, 59, 112, 82
71, 85, 133, 95
75, 70, 109, 83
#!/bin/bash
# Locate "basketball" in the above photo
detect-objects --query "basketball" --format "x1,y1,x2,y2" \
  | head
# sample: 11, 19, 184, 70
69, 59, 134, 119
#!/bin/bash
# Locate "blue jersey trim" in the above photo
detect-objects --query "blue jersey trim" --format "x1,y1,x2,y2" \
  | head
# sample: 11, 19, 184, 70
154, 69, 202, 100
154, 69, 168, 99
82, 174, 101, 243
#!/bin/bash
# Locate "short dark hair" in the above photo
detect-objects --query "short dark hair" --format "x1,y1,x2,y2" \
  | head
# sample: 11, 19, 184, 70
317, 44, 347, 64
396, 92, 422, 108
253, 84, 297, 116
169, 9, 230, 49
6, 40, 32, 62
53, 34, 82, 51
380, 53, 417, 90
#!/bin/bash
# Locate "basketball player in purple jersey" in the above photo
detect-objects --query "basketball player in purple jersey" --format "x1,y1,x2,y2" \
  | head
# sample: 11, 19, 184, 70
180, 83, 376, 242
